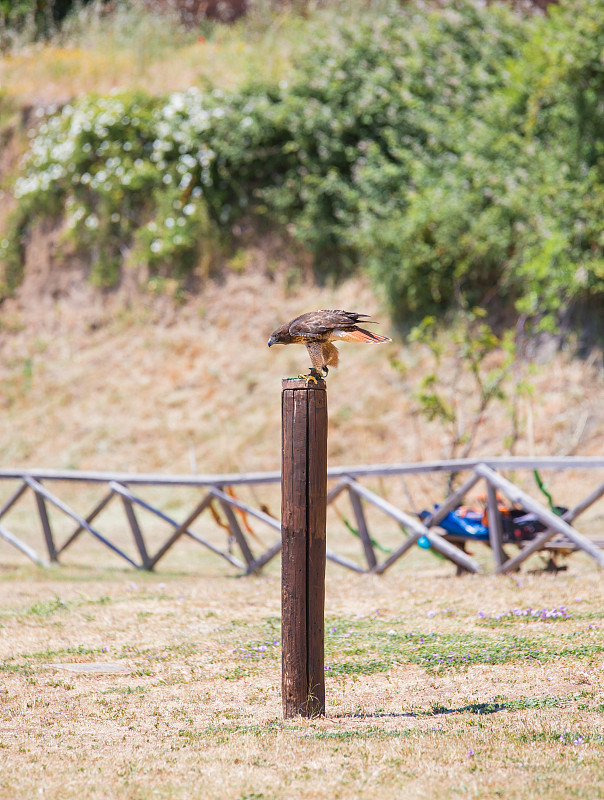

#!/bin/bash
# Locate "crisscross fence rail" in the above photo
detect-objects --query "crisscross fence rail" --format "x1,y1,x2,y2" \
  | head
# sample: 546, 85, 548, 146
1, 457, 604, 574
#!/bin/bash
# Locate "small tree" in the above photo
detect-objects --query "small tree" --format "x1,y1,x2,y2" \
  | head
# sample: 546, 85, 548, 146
408, 309, 531, 491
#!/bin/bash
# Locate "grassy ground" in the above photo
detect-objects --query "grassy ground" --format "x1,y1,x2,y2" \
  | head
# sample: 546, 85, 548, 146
1, 7, 604, 796
0, 548, 602, 800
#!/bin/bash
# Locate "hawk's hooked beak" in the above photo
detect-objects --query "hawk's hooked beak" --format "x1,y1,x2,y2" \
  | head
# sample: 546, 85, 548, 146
267, 335, 275, 347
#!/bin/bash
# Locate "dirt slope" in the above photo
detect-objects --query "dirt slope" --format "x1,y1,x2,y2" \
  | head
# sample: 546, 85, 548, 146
2, 236, 604, 513
1, 107, 603, 514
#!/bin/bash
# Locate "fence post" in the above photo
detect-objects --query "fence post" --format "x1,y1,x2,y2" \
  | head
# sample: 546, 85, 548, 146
486, 480, 506, 573
281, 377, 327, 718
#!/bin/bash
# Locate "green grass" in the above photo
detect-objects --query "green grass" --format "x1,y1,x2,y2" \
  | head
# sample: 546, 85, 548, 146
1, 644, 104, 675
19, 597, 69, 617
321, 615, 604, 676
310, 727, 419, 741
0, 562, 603, 799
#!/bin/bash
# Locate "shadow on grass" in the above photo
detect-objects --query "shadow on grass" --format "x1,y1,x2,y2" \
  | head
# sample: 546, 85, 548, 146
335, 696, 571, 719
333, 702, 506, 720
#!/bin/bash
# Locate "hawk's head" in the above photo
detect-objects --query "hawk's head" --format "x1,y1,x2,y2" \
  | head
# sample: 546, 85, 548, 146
268, 323, 293, 347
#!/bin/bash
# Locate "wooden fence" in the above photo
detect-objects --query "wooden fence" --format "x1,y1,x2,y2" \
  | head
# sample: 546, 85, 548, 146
1, 457, 604, 574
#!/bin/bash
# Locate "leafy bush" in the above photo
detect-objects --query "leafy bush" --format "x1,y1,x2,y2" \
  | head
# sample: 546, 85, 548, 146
359, 0, 604, 328
261, 1, 526, 273
6, 91, 163, 287
2, 1, 526, 293
4, 76, 309, 289
4, 0, 604, 333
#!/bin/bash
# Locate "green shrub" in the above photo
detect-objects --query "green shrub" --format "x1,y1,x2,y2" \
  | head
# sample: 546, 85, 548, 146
360, 0, 604, 328
4, 82, 294, 290
5, 1, 527, 294
6, 91, 162, 287
261, 1, 526, 274
4, 0, 604, 333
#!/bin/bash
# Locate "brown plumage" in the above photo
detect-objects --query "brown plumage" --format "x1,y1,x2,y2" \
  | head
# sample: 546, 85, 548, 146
268, 309, 391, 379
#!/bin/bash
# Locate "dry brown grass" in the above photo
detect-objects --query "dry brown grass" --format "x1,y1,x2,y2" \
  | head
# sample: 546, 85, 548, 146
0, 549, 602, 800
2, 230, 604, 572
2, 261, 604, 501
0, 4, 310, 105
1, 261, 604, 799
0, 34, 296, 104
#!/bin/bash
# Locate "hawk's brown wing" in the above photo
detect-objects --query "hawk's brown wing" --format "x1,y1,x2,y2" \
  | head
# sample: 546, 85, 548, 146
289, 309, 371, 337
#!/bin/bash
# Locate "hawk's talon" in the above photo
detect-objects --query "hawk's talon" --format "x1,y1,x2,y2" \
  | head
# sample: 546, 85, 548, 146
298, 367, 323, 386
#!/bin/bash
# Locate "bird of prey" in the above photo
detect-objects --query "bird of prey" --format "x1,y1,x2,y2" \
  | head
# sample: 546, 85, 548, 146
268, 309, 391, 382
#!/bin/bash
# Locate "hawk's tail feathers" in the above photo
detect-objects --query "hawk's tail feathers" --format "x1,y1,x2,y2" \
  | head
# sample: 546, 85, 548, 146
337, 328, 392, 343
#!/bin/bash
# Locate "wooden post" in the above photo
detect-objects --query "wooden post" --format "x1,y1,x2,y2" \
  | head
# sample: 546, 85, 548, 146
33, 490, 58, 563
348, 482, 377, 570
281, 378, 327, 718
119, 495, 152, 570
486, 481, 506, 573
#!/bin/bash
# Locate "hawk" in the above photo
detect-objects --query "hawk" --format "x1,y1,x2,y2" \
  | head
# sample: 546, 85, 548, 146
268, 309, 391, 382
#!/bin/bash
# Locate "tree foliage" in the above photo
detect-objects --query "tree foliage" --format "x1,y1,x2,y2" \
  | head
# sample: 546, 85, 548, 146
0, 0, 99, 44
3, 0, 604, 333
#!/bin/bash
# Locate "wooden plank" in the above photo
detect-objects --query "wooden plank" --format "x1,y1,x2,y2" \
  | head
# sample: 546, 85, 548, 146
33, 488, 57, 563
486, 481, 507, 573
306, 384, 327, 716
564, 479, 604, 521
180, 529, 245, 569
118, 494, 151, 570
326, 457, 604, 479
501, 479, 604, 573
0, 481, 28, 520
326, 479, 350, 505
0, 468, 282, 487
545, 539, 604, 552
24, 477, 139, 568
247, 539, 282, 572
0, 523, 49, 567
475, 464, 604, 569
281, 383, 308, 718
347, 481, 481, 573
326, 549, 368, 573
4, 456, 604, 489
210, 487, 281, 531
372, 535, 419, 576
217, 494, 255, 568
347, 483, 377, 570
55, 489, 115, 556
345, 481, 428, 537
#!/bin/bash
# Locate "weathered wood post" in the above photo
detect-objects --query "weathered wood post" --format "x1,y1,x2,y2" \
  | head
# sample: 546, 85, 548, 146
281, 378, 327, 718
